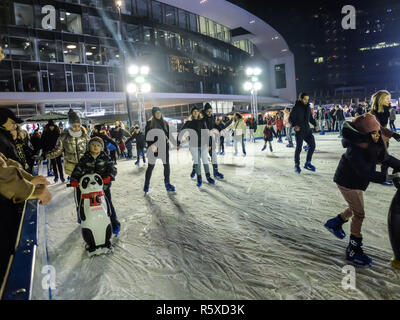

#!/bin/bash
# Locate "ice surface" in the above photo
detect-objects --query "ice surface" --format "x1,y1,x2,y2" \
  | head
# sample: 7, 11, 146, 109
31, 133, 400, 300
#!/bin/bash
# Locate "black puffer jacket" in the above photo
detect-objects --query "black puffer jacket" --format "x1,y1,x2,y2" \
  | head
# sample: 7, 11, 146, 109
41, 125, 61, 154
288, 100, 317, 134
71, 151, 117, 190
334, 121, 388, 191
371, 105, 391, 127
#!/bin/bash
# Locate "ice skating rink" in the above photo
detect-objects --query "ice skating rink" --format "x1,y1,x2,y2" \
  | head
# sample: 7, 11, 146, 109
32, 133, 400, 300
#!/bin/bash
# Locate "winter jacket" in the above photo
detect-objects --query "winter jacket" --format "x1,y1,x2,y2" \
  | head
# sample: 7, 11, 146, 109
177, 118, 209, 148
371, 106, 391, 128
0, 152, 35, 204
334, 121, 388, 191
226, 118, 247, 137
110, 128, 124, 143
247, 118, 258, 131
30, 132, 42, 154
41, 125, 61, 154
14, 136, 34, 173
288, 100, 317, 134
71, 151, 117, 190
273, 118, 284, 131
334, 109, 345, 121
316, 109, 324, 120
264, 126, 278, 142
126, 131, 146, 149
45, 127, 90, 175
390, 107, 397, 121
145, 117, 176, 148
330, 109, 336, 120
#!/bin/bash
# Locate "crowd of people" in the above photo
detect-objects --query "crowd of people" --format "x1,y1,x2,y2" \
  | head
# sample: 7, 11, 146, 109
1, 89, 400, 285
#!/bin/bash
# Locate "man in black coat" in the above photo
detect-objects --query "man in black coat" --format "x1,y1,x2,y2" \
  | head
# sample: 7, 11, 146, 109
289, 93, 319, 173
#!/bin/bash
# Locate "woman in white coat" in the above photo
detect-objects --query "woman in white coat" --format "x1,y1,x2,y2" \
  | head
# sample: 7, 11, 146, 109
226, 113, 247, 156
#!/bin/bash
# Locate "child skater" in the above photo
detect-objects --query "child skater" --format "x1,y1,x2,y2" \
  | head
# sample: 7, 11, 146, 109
324, 114, 400, 266
71, 137, 121, 236
261, 123, 278, 152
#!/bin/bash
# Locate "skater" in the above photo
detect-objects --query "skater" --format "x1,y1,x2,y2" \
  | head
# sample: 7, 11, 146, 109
12, 125, 35, 174
92, 124, 120, 163
334, 105, 345, 138
317, 106, 325, 135
126, 125, 146, 165
261, 123, 278, 152
144, 107, 177, 193
41, 120, 65, 183
201, 103, 224, 179
45, 109, 90, 222
247, 114, 258, 143
289, 93, 319, 174
390, 105, 397, 131
369, 90, 400, 185
177, 106, 215, 187
273, 113, 284, 143
215, 118, 226, 155
324, 114, 400, 266
283, 108, 294, 148
70, 136, 121, 235
226, 112, 247, 156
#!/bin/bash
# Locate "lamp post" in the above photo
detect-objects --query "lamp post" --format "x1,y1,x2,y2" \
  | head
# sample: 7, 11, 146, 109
115, 0, 133, 128
127, 65, 151, 132
244, 67, 262, 124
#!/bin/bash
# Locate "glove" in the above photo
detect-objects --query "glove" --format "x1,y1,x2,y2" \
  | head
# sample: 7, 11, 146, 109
70, 180, 79, 188
392, 132, 400, 142
103, 176, 111, 184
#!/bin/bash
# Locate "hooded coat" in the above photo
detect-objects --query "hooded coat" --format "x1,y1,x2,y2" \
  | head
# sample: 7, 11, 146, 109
333, 121, 388, 191
45, 127, 90, 175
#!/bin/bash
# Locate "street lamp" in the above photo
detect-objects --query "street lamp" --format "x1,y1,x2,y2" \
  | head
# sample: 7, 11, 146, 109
126, 64, 151, 131
115, 0, 134, 128
244, 67, 262, 124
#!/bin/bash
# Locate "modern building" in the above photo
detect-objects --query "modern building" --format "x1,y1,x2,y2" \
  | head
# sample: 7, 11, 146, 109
0, 0, 296, 122
249, 0, 400, 105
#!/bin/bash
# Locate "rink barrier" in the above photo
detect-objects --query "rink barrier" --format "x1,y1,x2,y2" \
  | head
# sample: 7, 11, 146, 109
1, 162, 40, 300
1, 200, 38, 300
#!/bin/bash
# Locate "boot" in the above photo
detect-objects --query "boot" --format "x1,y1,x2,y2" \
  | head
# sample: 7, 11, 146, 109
196, 175, 202, 187
190, 169, 196, 179
144, 184, 149, 193
286, 142, 294, 148
206, 173, 215, 184
346, 235, 372, 266
261, 144, 267, 151
324, 214, 347, 239
165, 181, 176, 192
304, 161, 316, 171
294, 165, 301, 174
213, 169, 224, 179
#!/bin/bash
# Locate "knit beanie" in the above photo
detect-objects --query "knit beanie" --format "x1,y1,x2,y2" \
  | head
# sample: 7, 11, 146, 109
68, 109, 81, 124
152, 107, 161, 116
190, 106, 199, 115
203, 103, 212, 112
48, 119, 55, 127
89, 136, 104, 150
352, 114, 381, 134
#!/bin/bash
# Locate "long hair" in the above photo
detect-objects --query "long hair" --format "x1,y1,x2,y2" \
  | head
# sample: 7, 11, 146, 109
148, 115, 168, 132
370, 90, 390, 114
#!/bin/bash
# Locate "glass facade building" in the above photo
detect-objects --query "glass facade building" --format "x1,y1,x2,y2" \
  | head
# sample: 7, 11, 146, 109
0, 0, 295, 119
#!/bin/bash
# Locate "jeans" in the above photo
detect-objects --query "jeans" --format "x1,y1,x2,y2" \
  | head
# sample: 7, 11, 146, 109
190, 146, 210, 176
285, 126, 293, 143
137, 147, 145, 162
338, 120, 345, 136
234, 134, 246, 155
218, 136, 225, 153
318, 120, 325, 132
294, 130, 316, 166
